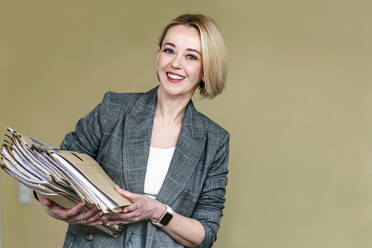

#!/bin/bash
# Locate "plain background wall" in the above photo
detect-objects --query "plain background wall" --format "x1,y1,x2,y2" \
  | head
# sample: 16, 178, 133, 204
1, 0, 372, 247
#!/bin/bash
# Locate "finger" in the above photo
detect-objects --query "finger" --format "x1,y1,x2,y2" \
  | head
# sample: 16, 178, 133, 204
104, 211, 138, 222
76, 217, 103, 226
40, 196, 52, 207
79, 206, 99, 220
115, 186, 137, 202
102, 213, 121, 222
47, 203, 68, 212
123, 204, 137, 213
69, 206, 99, 223
86, 220, 103, 226
85, 210, 103, 223
65, 202, 85, 218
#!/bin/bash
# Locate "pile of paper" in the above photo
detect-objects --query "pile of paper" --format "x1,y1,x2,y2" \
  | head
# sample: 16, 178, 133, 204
0, 127, 131, 237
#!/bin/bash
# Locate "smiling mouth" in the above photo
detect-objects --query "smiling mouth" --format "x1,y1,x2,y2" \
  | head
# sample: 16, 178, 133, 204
166, 72, 185, 81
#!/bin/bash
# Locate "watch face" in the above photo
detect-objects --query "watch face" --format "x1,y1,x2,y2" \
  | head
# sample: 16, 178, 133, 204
160, 212, 173, 226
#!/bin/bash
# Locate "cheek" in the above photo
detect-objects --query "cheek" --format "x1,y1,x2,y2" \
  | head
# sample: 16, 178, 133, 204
156, 58, 162, 71
189, 64, 203, 79
157, 54, 169, 70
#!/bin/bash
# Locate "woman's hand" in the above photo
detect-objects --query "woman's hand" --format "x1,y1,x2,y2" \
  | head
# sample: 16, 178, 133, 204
103, 186, 166, 225
37, 193, 103, 226
105, 186, 205, 247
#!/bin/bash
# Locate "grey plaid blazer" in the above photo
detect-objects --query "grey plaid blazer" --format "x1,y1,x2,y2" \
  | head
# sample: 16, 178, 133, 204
61, 87, 229, 248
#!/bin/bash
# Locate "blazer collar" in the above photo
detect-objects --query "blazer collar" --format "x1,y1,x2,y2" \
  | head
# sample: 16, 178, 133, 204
128, 86, 206, 139
127, 87, 157, 124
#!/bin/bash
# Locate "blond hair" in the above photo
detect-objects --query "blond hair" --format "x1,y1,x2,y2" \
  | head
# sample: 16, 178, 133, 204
159, 14, 228, 98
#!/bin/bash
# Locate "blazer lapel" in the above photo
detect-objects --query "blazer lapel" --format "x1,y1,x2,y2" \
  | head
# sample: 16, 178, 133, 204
121, 88, 157, 194
156, 100, 206, 205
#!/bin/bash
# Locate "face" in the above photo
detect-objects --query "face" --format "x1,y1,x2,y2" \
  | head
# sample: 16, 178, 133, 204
156, 24, 203, 99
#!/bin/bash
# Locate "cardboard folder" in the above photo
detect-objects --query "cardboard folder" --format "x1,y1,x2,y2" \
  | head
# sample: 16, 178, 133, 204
0, 127, 131, 237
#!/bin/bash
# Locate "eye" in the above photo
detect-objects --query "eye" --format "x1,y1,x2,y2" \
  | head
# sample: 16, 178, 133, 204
163, 48, 174, 54
186, 54, 198, 60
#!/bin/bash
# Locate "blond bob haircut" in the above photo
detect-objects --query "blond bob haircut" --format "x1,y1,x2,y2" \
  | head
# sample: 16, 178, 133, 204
158, 14, 228, 98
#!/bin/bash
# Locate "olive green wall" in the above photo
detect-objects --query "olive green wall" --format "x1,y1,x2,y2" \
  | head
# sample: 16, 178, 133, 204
1, 0, 372, 247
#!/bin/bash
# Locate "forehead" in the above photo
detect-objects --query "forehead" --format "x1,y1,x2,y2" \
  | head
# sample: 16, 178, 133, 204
162, 25, 201, 51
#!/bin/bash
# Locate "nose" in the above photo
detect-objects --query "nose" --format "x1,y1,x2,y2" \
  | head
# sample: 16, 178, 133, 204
171, 54, 184, 69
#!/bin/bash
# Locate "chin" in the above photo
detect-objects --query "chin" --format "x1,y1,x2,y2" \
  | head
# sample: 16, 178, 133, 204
159, 82, 191, 98
163, 85, 184, 96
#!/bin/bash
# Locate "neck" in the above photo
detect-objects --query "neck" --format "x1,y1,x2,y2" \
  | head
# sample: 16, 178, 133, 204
155, 87, 193, 124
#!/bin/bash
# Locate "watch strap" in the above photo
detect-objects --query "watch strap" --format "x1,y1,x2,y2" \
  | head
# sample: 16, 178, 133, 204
152, 204, 173, 227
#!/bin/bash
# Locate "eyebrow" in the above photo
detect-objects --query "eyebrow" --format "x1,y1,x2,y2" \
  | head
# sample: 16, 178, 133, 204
163, 42, 201, 56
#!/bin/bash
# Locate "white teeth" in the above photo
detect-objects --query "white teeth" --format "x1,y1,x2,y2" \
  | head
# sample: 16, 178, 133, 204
167, 73, 184, 80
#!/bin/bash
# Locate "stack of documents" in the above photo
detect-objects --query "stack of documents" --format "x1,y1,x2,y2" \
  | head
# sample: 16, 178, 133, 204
0, 127, 131, 237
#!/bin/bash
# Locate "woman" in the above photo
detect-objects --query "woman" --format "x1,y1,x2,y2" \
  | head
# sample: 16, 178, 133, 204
37, 14, 229, 248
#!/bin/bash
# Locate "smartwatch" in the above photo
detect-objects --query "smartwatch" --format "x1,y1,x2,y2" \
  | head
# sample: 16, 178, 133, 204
152, 204, 173, 227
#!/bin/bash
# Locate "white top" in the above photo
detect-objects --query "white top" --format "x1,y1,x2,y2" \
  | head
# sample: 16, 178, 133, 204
144, 147, 175, 199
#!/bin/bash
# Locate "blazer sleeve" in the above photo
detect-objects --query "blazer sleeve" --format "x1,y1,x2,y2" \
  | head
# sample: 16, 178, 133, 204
60, 92, 111, 156
192, 132, 230, 248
